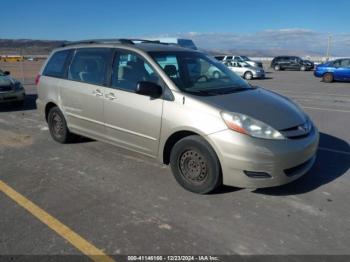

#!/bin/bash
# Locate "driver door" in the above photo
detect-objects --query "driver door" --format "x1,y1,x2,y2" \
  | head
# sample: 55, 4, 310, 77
103, 50, 164, 157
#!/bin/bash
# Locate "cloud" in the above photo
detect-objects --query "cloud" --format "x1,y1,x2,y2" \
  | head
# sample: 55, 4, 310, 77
151, 29, 350, 56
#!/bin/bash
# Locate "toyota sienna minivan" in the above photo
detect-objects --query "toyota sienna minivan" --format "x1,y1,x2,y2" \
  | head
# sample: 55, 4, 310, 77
36, 39, 319, 194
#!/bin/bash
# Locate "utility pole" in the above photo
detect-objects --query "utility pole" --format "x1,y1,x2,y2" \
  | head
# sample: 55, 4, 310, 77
326, 34, 332, 62
20, 48, 25, 83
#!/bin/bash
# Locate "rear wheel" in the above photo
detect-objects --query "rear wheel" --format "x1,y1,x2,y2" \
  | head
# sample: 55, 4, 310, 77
323, 73, 334, 83
48, 107, 75, 143
170, 135, 222, 194
274, 65, 280, 71
244, 71, 253, 80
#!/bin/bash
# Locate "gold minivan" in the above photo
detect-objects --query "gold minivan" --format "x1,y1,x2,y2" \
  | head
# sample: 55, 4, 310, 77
36, 39, 319, 194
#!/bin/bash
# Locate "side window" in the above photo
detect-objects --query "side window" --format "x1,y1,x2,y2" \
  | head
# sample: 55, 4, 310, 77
340, 59, 350, 67
111, 51, 159, 92
68, 48, 111, 85
43, 50, 71, 78
333, 60, 341, 67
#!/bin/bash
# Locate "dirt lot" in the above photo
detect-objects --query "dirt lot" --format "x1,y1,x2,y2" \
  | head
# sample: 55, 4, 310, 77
0, 61, 349, 261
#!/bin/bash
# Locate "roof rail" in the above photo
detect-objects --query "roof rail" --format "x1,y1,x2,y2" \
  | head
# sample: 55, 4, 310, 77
60, 39, 134, 47
60, 38, 170, 47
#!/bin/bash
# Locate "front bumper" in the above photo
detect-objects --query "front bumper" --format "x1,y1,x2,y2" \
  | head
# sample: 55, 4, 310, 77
252, 71, 265, 79
0, 89, 25, 103
207, 126, 319, 188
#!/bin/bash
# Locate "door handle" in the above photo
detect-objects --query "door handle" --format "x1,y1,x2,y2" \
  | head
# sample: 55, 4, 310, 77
93, 89, 103, 97
105, 93, 116, 100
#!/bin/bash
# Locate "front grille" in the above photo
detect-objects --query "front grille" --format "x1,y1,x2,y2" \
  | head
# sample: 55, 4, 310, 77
284, 157, 314, 177
280, 122, 312, 139
0, 85, 13, 92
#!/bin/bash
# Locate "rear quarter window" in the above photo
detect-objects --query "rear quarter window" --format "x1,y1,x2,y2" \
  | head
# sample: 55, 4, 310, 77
43, 50, 71, 78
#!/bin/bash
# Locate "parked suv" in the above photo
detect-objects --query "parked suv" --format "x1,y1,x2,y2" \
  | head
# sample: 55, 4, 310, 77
271, 56, 314, 71
215, 55, 263, 69
36, 39, 319, 194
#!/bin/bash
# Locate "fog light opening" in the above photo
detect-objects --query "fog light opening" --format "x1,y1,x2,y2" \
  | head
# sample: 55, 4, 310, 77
244, 171, 272, 178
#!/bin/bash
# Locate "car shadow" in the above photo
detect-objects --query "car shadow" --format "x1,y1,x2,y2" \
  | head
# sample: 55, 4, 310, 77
0, 94, 37, 112
211, 185, 242, 195
254, 132, 349, 196
259, 76, 273, 80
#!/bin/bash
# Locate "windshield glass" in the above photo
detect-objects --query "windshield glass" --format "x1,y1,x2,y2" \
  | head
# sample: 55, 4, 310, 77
150, 51, 251, 95
240, 56, 250, 61
241, 62, 251, 67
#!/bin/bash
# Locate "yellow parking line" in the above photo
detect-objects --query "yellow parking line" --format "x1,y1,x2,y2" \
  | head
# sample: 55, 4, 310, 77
0, 180, 116, 262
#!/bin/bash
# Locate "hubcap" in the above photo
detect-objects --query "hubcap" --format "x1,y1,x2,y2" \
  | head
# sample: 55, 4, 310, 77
51, 112, 63, 138
179, 150, 208, 184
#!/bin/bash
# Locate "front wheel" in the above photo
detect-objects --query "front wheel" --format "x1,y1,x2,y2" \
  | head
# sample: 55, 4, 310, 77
48, 107, 75, 143
244, 71, 253, 80
300, 65, 306, 71
274, 65, 280, 71
170, 135, 222, 194
323, 73, 334, 83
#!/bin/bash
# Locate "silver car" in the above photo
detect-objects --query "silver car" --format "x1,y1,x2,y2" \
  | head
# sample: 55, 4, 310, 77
225, 61, 265, 80
36, 39, 319, 194
0, 70, 25, 105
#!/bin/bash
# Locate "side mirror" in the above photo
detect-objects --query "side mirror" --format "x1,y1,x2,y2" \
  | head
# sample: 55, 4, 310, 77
136, 81, 162, 98
4, 71, 10, 75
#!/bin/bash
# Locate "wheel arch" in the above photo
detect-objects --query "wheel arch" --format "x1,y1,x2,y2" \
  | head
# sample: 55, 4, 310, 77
162, 130, 200, 165
44, 102, 58, 122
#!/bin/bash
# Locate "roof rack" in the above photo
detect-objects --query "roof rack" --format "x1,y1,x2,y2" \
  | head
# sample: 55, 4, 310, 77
60, 39, 134, 47
60, 38, 169, 47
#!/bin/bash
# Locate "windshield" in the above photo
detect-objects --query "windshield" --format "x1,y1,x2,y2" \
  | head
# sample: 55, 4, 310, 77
240, 56, 250, 61
150, 51, 252, 95
241, 62, 251, 67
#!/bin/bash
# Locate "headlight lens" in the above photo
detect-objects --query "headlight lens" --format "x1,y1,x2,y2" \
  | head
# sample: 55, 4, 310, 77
14, 82, 23, 90
221, 112, 285, 140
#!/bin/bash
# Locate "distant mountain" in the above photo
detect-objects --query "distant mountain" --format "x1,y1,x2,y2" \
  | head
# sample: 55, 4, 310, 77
201, 48, 324, 57
0, 39, 65, 55
0, 38, 324, 57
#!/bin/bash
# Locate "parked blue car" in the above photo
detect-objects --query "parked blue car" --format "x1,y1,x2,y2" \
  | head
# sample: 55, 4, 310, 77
314, 58, 350, 82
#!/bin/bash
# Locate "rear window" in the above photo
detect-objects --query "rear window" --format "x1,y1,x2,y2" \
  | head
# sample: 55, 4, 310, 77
43, 50, 71, 78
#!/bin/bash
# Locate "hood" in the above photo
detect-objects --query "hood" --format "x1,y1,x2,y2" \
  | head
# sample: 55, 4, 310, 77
0, 76, 16, 86
200, 88, 306, 130
318, 62, 332, 67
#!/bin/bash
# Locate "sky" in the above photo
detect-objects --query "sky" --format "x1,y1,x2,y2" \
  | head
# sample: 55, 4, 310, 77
1, 0, 349, 55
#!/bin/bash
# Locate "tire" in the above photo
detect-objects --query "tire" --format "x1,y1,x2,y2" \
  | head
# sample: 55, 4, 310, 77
244, 71, 253, 80
213, 71, 221, 79
170, 135, 222, 194
13, 100, 24, 107
300, 65, 306, 71
323, 73, 334, 83
274, 65, 280, 71
47, 107, 75, 143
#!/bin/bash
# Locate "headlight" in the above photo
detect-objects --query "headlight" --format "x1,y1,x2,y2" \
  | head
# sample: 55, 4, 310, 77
221, 112, 285, 140
14, 82, 23, 90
